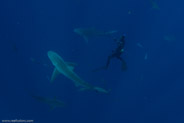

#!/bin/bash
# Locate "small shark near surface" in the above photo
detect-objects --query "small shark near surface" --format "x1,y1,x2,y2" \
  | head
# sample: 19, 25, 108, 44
163, 35, 175, 42
32, 95, 65, 109
150, 0, 160, 10
48, 50, 109, 94
74, 27, 117, 43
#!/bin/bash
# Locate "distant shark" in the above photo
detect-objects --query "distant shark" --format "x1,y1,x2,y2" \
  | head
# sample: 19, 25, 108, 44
74, 27, 117, 43
48, 51, 109, 93
32, 95, 65, 109
150, 0, 160, 10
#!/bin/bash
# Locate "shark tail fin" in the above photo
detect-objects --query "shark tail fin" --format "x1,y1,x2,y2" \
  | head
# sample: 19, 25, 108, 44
51, 68, 60, 82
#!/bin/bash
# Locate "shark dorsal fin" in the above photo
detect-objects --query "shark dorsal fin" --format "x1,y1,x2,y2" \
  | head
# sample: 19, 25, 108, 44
51, 68, 60, 82
66, 62, 77, 71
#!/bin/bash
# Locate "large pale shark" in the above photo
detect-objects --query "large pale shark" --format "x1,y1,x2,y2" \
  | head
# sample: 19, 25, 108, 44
74, 27, 117, 43
48, 50, 109, 93
32, 95, 65, 109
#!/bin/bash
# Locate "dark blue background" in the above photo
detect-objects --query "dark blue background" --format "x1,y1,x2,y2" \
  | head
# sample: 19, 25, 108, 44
0, 0, 184, 122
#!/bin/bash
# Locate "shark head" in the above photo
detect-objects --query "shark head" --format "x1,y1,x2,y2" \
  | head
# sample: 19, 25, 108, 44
48, 51, 62, 66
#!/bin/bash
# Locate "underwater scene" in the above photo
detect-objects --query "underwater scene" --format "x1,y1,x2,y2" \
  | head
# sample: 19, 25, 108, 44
0, 0, 184, 123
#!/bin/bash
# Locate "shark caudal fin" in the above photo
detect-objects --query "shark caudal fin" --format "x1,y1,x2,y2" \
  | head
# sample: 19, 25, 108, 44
51, 68, 60, 82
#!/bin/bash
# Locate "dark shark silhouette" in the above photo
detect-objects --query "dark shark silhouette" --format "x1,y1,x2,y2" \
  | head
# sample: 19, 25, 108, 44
32, 95, 65, 109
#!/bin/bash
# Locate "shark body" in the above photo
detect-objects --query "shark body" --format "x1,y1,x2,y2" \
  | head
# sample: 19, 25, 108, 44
48, 51, 109, 93
74, 28, 117, 43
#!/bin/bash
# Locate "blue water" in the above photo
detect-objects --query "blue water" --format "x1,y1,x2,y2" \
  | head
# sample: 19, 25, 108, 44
0, 0, 184, 123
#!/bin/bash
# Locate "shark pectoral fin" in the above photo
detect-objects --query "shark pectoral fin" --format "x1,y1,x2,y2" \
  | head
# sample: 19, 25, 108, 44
51, 68, 60, 82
